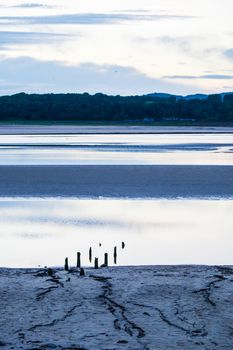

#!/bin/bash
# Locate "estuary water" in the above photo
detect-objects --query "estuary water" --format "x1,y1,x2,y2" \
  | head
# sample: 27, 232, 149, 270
0, 133, 232, 165
0, 132, 232, 267
0, 199, 232, 267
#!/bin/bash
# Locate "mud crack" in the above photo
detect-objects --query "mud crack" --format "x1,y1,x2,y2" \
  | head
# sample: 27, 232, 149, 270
36, 285, 59, 301
36, 271, 64, 301
133, 302, 207, 338
90, 274, 147, 348
28, 305, 80, 332
193, 275, 226, 307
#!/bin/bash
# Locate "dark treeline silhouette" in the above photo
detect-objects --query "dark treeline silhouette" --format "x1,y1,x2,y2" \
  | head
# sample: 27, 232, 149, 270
0, 92, 232, 124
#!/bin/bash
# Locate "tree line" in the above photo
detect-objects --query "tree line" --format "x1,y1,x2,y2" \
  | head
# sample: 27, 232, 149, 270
0, 92, 232, 124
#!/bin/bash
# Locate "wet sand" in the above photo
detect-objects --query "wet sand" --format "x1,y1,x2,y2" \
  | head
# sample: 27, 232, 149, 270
0, 165, 232, 198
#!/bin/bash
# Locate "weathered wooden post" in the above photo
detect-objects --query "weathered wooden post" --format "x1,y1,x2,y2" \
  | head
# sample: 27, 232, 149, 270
80, 268, 85, 276
94, 257, 99, 269
104, 253, 108, 267
77, 252, 81, 268
47, 268, 53, 277
114, 246, 117, 264
64, 257, 69, 271
89, 247, 92, 263
122, 241, 125, 249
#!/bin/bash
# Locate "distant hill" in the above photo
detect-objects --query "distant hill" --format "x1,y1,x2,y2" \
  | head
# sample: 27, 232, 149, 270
147, 92, 206, 100
148, 92, 233, 101
147, 93, 181, 99
182, 94, 208, 101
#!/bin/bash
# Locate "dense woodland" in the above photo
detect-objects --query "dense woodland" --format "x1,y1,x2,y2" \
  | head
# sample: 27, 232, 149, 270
0, 92, 232, 124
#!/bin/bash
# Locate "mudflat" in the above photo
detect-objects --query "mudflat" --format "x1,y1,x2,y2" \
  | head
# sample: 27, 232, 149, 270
0, 165, 232, 198
0, 265, 233, 349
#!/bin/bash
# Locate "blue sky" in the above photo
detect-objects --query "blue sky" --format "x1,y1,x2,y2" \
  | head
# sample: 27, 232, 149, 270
0, 0, 232, 95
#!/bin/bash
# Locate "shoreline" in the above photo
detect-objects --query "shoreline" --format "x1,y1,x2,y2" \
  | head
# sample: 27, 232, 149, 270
0, 195, 233, 200
0, 125, 233, 134
0, 264, 231, 270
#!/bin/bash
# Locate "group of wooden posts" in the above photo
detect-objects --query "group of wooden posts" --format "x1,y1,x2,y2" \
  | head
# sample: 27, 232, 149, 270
64, 241, 125, 276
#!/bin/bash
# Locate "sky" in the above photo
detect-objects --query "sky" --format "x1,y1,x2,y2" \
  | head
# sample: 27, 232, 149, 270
0, 0, 232, 96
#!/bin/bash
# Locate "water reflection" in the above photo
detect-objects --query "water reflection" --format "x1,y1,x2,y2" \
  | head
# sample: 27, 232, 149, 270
0, 199, 232, 267
0, 133, 232, 164
0, 133, 232, 145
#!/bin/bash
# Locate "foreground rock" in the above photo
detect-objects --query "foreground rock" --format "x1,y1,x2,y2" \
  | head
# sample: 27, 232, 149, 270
0, 265, 233, 349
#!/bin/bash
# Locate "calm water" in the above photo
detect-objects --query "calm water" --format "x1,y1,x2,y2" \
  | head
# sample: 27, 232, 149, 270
0, 199, 232, 267
0, 133, 232, 267
0, 133, 232, 165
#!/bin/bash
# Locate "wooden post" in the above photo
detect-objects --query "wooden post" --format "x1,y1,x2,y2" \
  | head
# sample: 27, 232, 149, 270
77, 252, 81, 268
104, 253, 108, 267
94, 257, 99, 269
114, 246, 117, 264
64, 257, 69, 271
47, 268, 53, 277
80, 268, 85, 276
122, 241, 125, 249
89, 247, 92, 263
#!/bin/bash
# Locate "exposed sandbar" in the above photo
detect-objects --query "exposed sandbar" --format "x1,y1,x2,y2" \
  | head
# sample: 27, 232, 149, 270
0, 165, 232, 198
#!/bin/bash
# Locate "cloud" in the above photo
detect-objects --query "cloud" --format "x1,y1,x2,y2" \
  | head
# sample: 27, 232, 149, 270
13, 3, 51, 8
0, 57, 197, 96
0, 31, 70, 46
158, 35, 192, 53
0, 13, 194, 26
0, 3, 53, 9
164, 74, 233, 80
135, 34, 207, 59
224, 49, 233, 61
